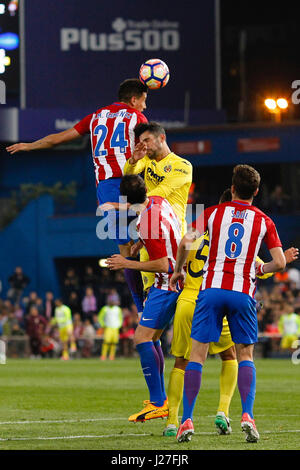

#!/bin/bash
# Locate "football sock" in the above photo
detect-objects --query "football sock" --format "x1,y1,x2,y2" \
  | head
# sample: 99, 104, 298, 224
218, 359, 238, 416
136, 341, 165, 407
153, 340, 167, 402
101, 342, 108, 359
166, 367, 185, 427
238, 360, 256, 419
182, 361, 202, 423
109, 344, 116, 360
124, 259, 145, 313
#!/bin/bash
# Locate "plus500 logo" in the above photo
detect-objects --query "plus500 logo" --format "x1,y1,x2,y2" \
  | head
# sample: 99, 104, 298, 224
61, 21, 180, 52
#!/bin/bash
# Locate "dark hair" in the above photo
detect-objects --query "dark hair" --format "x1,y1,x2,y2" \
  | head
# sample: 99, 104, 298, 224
219, 188, 232, 204
120, 175, 147, 205
232, 164, 261, 199
134, 121, 166, 140
118, 79, 148, 103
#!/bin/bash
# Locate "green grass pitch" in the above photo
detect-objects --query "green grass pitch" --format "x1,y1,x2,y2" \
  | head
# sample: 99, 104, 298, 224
0, 357, 299, 451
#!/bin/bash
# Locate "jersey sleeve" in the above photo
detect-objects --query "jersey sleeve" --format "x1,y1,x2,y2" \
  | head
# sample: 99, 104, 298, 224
147, 159, 192, 199
123, 156, 147, 175
73, 113, 93, 135
263, 217, 282, 249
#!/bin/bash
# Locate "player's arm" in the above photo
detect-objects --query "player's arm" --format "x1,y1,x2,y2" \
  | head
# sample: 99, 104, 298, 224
106, 254, 169, 273
123, 141, 147, 175
6, 127, 82, 154
256, 247, 299, 279
256, 246, 286, 276
169, 229, 200, 292
147, 160, 193, 199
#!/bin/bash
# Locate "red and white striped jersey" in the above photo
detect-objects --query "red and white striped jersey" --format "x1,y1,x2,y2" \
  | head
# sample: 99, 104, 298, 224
137, 196, 182, 291
74, 102, 147, 184
193, 200, 282, 297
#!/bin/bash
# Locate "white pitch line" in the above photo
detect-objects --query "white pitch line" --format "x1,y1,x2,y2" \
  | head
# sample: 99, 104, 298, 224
1, 429, 300, 442
0, 418, 128, 426
0, 433, 150, 442
0, 414, 299, 426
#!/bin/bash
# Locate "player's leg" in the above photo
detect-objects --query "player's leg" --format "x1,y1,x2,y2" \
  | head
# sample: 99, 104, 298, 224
226, 291, 259, 442
100, 327, 111, 360
108, 328, 119, 360
209, 318, 237, 434
97, 178, 144, 314
164, 298, 194, 435
177, 288, 224, 442
129, 287, 179, 422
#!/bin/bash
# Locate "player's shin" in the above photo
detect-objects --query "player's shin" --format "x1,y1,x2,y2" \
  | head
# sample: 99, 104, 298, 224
136, 341, 165, 406
181, 362, 202, 423
238, 360, 256, 418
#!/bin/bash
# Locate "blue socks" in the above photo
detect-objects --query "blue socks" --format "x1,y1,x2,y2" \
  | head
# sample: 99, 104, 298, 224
136, 341, 165, 407
238, 360, 256, 418
153, 340, 167, 402
182, 362, 203, 423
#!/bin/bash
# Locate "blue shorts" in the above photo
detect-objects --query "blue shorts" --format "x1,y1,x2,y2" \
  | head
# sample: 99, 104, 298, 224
191, 288, 258, 345
97, 178, 137, 246
140, 286, 180, 330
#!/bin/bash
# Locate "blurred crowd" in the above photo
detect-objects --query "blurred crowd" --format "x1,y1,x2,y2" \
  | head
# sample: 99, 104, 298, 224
0, 265, 140, 359
1, 263, 300, 360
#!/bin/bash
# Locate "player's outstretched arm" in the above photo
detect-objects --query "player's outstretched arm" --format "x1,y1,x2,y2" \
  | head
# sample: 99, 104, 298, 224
256, 246, 286, 276
106, 254, 169, 273
6, 128, 81, 154
170, 230, 199, 292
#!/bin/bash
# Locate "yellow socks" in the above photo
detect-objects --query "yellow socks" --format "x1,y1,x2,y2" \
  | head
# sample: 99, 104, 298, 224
217, 359, 238, 416
166, 367, 185, 427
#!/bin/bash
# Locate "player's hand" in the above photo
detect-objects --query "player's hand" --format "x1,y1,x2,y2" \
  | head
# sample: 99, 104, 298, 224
6, 143, 31, 154
106, 254, 128, 270
98, 202, 129, 213
131, 141, 147, 163
130, 241, 143, 258
284, 247, 299, 264
169, 272, 185, 292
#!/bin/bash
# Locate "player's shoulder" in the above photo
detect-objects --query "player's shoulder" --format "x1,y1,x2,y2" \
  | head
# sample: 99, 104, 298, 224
168, 153, 192, 173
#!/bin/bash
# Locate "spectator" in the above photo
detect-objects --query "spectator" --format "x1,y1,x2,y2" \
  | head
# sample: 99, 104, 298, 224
24, 291, 39, 315
81, 287, 97, 321
68, 291, 82, 316
119, 307, 136, 357
287, 267, 300, 290
98, 292, 123, 361
25, 305, 48, 358
63, 268, 80, 300
97, 268, 113, 306
7, 267, 30, 304
81, 318, 96, 358
44, 291, 55, 320
82, 266, 100, 291
269, 184, 290, 214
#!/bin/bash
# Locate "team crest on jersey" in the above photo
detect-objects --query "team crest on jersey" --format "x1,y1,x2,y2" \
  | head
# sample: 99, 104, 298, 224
164, 164, 172, 173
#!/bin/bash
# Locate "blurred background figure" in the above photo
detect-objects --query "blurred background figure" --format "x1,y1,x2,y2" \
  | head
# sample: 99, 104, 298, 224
52, 298, 77, 360
7, 266, 30, 304
278, 302, 300, 352
81, 287, 97, 321
25, 305, 47, 359
81, 318, 96, 358
98, 292, 123, 361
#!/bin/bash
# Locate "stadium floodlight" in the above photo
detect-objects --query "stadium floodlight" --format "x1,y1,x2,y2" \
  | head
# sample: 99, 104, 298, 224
276, 98, 288, 109
264, 98, 277, 110
264, 97, 289, 122
98, 258, 108, 268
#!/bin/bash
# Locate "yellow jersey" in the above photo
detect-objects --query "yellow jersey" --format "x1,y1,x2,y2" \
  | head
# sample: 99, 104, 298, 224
179, 232, 274, 303
123, 152, 192, 235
